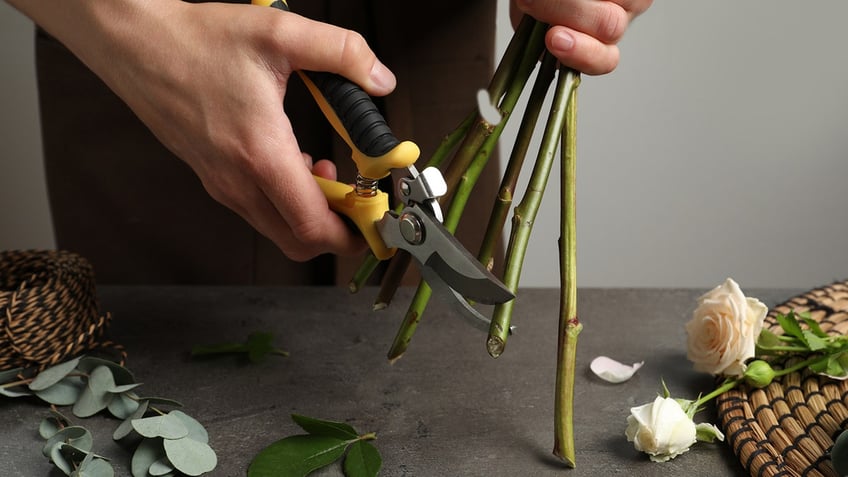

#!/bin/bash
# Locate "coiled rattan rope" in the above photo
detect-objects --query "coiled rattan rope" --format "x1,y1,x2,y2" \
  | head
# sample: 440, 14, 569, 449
0, 249, 121, 371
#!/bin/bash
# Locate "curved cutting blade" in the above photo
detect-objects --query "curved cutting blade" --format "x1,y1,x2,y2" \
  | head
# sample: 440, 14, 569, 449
377, 204, 514, 305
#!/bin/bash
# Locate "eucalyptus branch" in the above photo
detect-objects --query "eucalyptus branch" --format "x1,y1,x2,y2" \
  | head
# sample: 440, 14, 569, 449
553, 69, 581, 466
487, 66, 579, 358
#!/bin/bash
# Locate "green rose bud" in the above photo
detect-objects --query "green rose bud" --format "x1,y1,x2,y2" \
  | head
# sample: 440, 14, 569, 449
744, 360, 776, 388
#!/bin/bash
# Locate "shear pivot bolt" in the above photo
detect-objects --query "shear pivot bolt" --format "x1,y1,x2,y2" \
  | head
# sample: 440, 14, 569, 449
399, 212, 424, 245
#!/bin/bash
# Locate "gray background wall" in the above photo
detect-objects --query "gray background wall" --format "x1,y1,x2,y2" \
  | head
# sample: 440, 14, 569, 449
3, 1, 848, 289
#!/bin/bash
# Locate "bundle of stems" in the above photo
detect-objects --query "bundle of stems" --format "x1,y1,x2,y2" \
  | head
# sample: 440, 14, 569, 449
349, 15, 582, 467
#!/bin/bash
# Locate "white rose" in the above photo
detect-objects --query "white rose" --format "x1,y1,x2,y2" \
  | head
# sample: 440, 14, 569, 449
685, 278, 768, 377
625, 396, 697, 462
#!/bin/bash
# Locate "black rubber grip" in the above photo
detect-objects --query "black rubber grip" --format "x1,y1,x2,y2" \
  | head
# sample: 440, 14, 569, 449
267, 0, 400, 157
306, 71, 400, 157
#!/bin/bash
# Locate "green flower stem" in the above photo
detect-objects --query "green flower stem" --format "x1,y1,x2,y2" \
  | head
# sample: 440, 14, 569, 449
373, 250, 412, 310
386, 280, 432, 362
385, 20, 547, 361
477, 51, 558, 272
348, 252, 380, 294
694, 356, 829, 411
487, 68, 580, 358
552, 68, 581, 467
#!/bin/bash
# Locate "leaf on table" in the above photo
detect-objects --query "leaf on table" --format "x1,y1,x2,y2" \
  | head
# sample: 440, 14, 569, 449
191, 331, 288, 363
29, 357, 81, 391
247, 434, 350, 477
163, 436, 217, 476
292, 413, 358, 440
344, 440, 382, 477
132, 413, 189, 440
589, 356, 644, 384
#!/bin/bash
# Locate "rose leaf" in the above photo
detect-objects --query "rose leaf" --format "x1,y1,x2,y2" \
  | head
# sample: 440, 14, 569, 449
343, 440, 382, 477
247, 435, 350, 477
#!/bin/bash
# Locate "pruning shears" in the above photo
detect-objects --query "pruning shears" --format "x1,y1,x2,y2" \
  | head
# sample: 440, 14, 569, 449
252, 0, 514, 322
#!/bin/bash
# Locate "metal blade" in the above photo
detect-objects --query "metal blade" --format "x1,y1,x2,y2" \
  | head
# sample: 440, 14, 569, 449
376, 205, 514, 305
420, 265, 514, 335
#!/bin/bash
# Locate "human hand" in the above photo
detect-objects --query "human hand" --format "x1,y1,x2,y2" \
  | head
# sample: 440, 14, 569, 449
510, 0, 653, 75
15, 0, 396, 261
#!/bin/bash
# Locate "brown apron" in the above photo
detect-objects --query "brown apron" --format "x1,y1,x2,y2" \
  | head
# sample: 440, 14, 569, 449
35, 0, 501, 285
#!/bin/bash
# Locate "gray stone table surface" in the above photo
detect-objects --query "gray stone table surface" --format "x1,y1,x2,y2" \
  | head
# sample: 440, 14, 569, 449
1, 286, 802, 476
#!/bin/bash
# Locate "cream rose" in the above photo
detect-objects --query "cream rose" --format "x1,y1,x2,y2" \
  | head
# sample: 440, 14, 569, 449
685, 278, 768, 377
625, 396, 697, 462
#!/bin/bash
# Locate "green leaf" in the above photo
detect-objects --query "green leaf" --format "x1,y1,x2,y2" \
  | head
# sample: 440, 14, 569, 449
163, 437, 218, 476
801, 315, 829, 339
776, 312, 805, 343
72, 455, 115, 477
191, 331, 287, 363
833, 429, 848, 476
248, 435, 350, 477
40, 413, 70, 439
0, 385, 32, 398
802, 330, 828, 351
132, 438, 165, 477
756, 328, 783, 350
170, 410, 209, 444
135, 396, 184, 408
29, 357, 82, 391
114, 400, 149, 441
148, 457, 175, 476
292, 414, 358, 440
132, 414, 189, 440
35, 376, 85, 406
78, 357, 135, 386
108, 391, 140, 420
0, 367, 23, 384
43, 426, 93, 459
73, 379, 113, 418
246, 331, 282, 363
344, 440, 382, 477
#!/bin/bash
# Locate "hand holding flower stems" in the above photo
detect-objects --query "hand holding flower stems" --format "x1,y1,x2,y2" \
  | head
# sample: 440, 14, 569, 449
626, 277, 848, 462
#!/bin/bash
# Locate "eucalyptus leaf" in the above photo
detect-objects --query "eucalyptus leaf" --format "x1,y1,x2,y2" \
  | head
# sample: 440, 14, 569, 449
73, 380, 113, 418
0, 366, 23, 384
132, 414, 189, 440
78, 357, 135, 386
72, 455, 115, 477
343, 440, 382, 477
148, 457, 175, 476
114, 400, 149, 441
247, 435, 350, 477
163, 437, 218, 476
107, 391, 140, 420
29, 357, 82, 391
88, 366, 117, 393
40, 413, 69, 439
111, 382, 143, 394
132, 438, 165, 477
49, 442, 75, 475
43, 426, 93, 459
136, 396, 184, 408
292, 414, 358, 440
170, 410, 209, 443
35, 376, 85, 406
0, 386, 32, 398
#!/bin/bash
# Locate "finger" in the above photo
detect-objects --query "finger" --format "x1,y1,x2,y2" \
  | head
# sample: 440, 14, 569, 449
310, 159, 338, 181
254, 8, 396, 96
251, 118, 367, 258
513, 0, 628, 45
546, 26, 620, 76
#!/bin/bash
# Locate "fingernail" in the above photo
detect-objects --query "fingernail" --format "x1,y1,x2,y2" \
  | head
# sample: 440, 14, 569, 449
369, 61, 396, 92
551, 31, 575, 52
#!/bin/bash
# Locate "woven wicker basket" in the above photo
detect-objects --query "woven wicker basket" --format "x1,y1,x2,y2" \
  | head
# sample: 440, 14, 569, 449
0, 249, 115, 371
717, 280, 848, 477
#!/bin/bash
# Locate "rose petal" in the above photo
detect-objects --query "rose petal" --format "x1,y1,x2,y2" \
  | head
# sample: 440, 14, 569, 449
590, 356, 644, 383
